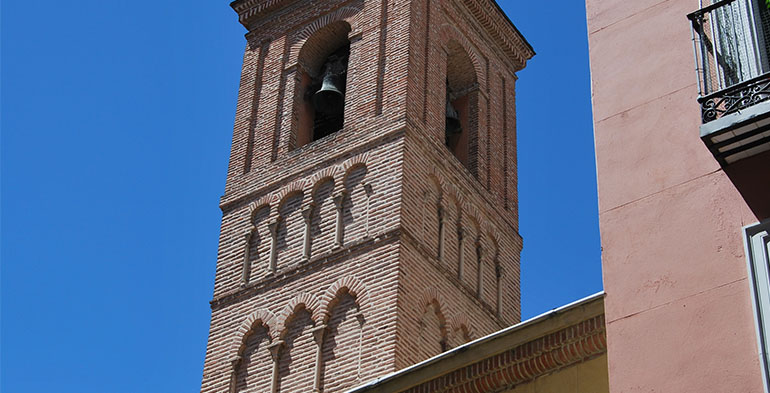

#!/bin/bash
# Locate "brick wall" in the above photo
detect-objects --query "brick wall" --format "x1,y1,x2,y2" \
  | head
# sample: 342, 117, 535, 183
200, 0, 532, 391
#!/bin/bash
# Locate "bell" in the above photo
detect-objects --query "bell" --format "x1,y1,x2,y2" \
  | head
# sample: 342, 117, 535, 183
446, 98, 462, 136
313, 71, 345, 114
313, 50, 348, 115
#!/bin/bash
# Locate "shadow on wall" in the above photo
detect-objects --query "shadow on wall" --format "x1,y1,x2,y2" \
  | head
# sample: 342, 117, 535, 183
725, 150, 770, 221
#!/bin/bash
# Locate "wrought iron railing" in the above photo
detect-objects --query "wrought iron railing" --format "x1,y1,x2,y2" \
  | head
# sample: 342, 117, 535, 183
688, 0, 770, 122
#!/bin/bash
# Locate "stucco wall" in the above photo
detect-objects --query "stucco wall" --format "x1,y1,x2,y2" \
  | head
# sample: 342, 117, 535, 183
585, 0, 768, 392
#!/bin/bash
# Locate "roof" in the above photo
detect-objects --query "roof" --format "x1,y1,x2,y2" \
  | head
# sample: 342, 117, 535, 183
346, 292, 606, 393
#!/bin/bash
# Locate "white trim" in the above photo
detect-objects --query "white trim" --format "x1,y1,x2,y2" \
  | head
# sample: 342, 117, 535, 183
744, 220, 770, 393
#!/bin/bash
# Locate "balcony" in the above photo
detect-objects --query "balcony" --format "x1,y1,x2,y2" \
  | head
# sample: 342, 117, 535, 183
688, 0, 770, 165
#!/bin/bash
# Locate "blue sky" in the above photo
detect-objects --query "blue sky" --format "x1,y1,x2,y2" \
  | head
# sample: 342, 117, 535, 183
1, 1, 600, 392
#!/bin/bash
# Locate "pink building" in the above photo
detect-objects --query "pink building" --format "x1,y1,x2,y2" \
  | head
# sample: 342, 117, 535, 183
586, 0, 770, 391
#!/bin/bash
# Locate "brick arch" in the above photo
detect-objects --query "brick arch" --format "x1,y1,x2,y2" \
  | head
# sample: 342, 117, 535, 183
444, 190, 462, 226
309, 167, 338, 194
310, 178, 336, 201
230, 308, 277, 361
422, 174, 443, 208
271, 179, 309, 207
462, 201, 483, 232
481, 220, 501, 248
419, 287, 449, 356
426, 172, 444, 200
289, 6, 363, 75
247, 194, 273, 216
275, 190, 305, 220
341, 163, 367, 184
420, 288, 449, 331
438, 24, 485, 88
276, 293, 323, 337
443, 183, 465, 208
448, 312, 475, 342
336, 152, 370, 180
485, 226, 501, 256
320, 276, 369, 322
248, 203, 271, 222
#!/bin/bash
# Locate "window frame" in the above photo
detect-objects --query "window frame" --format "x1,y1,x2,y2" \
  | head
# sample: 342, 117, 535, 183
745, 219, 770, 393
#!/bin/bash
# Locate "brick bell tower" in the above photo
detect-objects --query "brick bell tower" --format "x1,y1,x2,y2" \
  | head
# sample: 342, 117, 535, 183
200, 0, 534, 392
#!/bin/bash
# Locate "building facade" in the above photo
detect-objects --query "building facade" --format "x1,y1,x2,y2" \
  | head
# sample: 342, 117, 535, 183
586, 0, 770, 391
199, 1, 534, 392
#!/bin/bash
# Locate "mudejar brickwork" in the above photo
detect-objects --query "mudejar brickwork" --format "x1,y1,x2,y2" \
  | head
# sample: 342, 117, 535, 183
200, 0, 534, 392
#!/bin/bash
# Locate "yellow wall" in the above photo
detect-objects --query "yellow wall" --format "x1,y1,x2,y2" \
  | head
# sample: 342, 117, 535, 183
504, 355, 608, 393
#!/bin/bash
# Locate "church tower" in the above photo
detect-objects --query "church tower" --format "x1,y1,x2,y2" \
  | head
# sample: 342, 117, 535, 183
200, 0, 534, 392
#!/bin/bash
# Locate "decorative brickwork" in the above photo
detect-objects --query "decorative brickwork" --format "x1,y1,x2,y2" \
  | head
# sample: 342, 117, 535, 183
447, 312, 475, 344
200, 0, 533, 392
402, 315, 607, 393
347, 295, 606, 393
320, 275, 369, 318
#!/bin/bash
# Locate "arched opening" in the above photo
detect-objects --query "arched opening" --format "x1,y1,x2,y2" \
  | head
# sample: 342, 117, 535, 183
342, 165, 367, 244
277, 191, 304, 267
448, 323, 472, 348
417, 301, 448, 362
277, 307, 316, 392
234, 325, 272, 393
321, 292, 363, 392
445, 41, 479, 176
244, 205, 270, 283
311, 178, 336, 256
294, 22, 352, 149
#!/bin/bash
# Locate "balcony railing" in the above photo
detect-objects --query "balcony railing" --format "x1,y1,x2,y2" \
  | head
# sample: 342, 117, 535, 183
689, 0, 770, 121
688, 0, 770, 165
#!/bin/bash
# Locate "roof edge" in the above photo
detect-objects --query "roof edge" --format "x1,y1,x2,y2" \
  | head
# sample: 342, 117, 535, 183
345, 291, 606, 393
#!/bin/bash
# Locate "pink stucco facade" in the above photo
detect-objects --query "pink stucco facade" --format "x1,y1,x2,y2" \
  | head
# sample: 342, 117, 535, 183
586, 0, 770, 392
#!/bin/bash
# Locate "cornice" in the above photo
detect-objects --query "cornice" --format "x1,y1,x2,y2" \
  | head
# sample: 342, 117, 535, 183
460, 0, 535, 71
230, 0, 285, 26
230, 0, 535, 70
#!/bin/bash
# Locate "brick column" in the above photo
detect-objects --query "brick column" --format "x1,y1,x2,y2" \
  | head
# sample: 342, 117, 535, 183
457, 227, 465, 280
228, 355, 242, 393
242, 228, 255, 284
437, 206, 446, 263
311, 324, 328, 392
266, 340, 284, 393
475, 237, 483, 298
302, 204, 315, 261
276, 65, 297, 157
364, 183, 373, 238
268, 218, 280, 273
333, 192, 347, 248
495, 260, 503, 318
343, 32, 366, 124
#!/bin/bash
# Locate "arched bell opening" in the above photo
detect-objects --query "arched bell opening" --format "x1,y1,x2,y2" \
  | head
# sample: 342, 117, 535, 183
445, 41, 479, 177
294, 22, 352, 149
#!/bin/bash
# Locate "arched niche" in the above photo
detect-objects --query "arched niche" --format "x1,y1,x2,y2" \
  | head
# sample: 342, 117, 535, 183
293, 21, 353, 149
445, 39, 480, 177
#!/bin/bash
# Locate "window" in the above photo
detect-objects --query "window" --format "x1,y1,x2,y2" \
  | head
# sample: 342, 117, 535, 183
310, 45, 349, 141
444, 41, 479, 176
687, 1, 770, 165
692, 0, 770, 95
294, 22, 352, 149
746, 220, 770, 392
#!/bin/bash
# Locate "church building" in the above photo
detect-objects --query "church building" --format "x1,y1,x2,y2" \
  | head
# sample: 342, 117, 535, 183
200, 0, 610, 392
